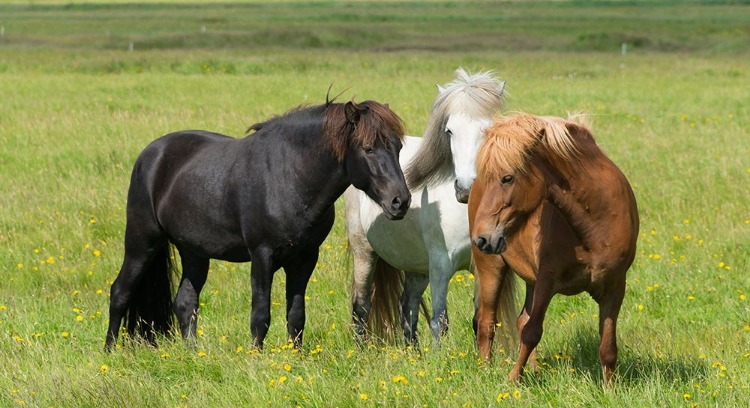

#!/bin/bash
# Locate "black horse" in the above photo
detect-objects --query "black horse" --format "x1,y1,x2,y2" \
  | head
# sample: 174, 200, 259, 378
105, 99, 411, 351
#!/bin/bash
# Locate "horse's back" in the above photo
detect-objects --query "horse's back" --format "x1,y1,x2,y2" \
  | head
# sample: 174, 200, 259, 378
127, 130, 252, 260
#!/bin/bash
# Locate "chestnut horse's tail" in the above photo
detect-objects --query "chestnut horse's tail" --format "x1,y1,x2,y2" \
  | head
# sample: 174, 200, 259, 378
472, 262, 519, 354
125, 245, 176, 344
368, 258, 430, 343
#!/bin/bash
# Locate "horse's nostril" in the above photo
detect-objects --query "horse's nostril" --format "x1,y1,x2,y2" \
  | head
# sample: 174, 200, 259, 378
476, 236, 487, 249
392, 196, 402, 210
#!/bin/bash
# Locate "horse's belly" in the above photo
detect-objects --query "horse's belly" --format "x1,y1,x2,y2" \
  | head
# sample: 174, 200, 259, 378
366, 211, 430, 273
359, 181, 470, 274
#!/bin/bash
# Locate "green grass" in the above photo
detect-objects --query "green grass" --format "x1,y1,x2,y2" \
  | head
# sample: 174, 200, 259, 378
1, 1, 749, 407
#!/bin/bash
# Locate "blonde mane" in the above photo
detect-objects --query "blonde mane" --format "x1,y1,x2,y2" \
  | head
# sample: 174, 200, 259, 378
476, 113, 591, 181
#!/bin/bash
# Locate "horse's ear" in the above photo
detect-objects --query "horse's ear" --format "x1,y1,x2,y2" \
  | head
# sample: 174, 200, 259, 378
345, 101, 360, 124
436, 84, 446, 93
497, 81, 506, 95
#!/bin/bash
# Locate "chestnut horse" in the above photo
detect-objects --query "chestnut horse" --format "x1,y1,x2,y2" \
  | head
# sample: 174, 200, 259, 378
469, 113, 638, 386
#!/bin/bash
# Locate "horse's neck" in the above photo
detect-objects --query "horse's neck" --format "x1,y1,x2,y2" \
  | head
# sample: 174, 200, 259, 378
266, 129, 349, 221
542, 153, 612, 244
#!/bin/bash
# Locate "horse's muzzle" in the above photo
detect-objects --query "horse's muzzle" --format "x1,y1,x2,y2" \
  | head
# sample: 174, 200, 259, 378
382, 193, 411, 220
454, 179, 472, 204
474, 234, 507, 254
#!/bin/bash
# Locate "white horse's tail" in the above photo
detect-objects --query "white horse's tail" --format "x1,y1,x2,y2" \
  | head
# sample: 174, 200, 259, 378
472, 263, 519, 354
368, 259, 430, 343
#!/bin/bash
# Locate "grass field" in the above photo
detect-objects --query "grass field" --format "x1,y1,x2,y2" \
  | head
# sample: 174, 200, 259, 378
1, 1, 749, 407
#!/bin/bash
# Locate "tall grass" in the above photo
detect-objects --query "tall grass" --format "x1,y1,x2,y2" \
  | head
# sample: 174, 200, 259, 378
1, 2, 748, 407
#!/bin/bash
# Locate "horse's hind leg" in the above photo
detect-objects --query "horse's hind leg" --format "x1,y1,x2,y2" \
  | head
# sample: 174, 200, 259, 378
105, 223, 166, 350
350, 247, 377, 340
283, 248, 318, 348
596, 279, 626, 388
173, 250, 210, 342
401, 272, 429, 345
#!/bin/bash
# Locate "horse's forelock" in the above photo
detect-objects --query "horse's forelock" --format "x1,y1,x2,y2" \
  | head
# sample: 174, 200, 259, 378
406, 69, 506, 189
476, 113, 586, 182
323, 101, 404, 162
354, 101, 405, 147
476, 115, 538, 181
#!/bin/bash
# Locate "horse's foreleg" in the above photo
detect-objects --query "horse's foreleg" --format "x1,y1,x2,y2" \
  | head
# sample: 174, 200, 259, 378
250, 248, 276, 350
597, 279, 626, 388
516, 283, 539, 373
510, 279, 553, 382
283, 249, 318, 348
401, 272, 429, 345
428, 266, 451, 341
472, 249, 503, 361
173, 251, 209, 342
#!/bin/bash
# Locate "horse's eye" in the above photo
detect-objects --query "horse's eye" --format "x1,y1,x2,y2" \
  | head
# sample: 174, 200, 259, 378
445, 127, 453, 137
364, 146, 374, 154
501, 175, 514, 184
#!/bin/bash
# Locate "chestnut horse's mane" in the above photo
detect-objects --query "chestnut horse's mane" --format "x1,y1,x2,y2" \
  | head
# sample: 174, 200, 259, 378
476, 113, 593, 181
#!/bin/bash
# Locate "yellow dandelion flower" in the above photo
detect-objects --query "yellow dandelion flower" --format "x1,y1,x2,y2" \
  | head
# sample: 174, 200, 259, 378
637, 304, 644, 311
17, 263, 23, 269
197, 351, 206, 357
93, 250, 101, 257
61, 332, 70, 338
360, 393, 368, 401
279, 375, 287, 384
76, 315, 84, 322
0, 305, 6, 311
497, 392, 510, 402
100, 365, 108, 373
392, 375, 408, 385
513, 390, 521, 399
284, 364, 292, 372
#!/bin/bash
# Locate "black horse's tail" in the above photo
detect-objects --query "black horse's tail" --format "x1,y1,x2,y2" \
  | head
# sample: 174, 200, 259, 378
125, 245, 176, 345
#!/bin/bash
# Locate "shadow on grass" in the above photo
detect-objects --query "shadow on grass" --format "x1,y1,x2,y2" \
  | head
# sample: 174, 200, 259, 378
537, 328, 709, 387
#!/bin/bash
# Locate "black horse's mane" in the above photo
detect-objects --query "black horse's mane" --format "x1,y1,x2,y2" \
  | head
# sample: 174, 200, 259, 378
245, 87, 346, 136
245, 103, 328, 136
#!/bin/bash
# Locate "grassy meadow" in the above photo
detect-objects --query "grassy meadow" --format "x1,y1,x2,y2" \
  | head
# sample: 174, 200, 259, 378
1, 1, 749, 406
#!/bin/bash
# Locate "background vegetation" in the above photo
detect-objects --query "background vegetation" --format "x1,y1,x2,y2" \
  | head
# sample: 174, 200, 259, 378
1, 1, 748, 406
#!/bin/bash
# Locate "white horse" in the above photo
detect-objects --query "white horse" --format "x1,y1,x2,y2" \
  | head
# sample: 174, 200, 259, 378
346, 68, 506, 343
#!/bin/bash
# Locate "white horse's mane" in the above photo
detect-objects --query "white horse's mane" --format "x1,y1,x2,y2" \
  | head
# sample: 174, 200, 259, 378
405, 67, 506, 189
